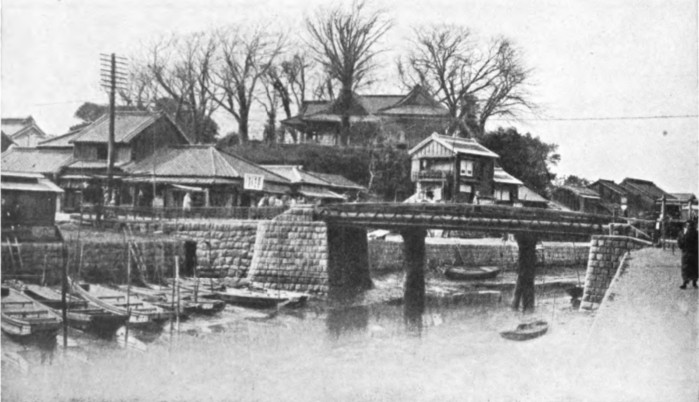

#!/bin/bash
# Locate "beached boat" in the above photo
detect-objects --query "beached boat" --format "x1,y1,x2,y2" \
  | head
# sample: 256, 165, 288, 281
500, 320, 549, 341
14, 283, 128, 337
69, 279, 172, 328
212, 287, 308, 309
1, 286, 62, 340
445, 266, 501, 281
117, 283, 225, 316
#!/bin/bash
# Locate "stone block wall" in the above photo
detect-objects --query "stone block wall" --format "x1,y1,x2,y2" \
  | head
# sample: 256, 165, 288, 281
1, 239, 184, 285
368, 240, 589, 273
164, 221, 258, 278
247, 207, 329, 294
579, 235, 652, 310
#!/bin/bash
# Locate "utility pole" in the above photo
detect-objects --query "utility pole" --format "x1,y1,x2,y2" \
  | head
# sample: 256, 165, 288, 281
100, 53, 128, 207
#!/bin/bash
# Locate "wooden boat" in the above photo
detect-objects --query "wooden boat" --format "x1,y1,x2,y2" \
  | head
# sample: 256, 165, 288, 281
500, 320, 548, 341
16, 283, 128, 337
69, 279, 172, 328
117, 283, 225, 316
212, 287, 308, 309
445, 266, 501, 281
1, 286, 62, 340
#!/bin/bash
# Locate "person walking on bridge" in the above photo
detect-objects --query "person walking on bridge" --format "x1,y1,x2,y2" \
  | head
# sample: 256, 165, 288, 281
677, 219, 698, 289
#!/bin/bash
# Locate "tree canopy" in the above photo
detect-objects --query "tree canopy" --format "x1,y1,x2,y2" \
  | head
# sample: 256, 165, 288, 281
480, 127, 559, 194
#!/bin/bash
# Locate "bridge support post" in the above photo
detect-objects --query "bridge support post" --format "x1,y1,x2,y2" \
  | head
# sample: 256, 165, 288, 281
512, 232, 539, 311
401, 228, 427, 331
326, 225, 373, 291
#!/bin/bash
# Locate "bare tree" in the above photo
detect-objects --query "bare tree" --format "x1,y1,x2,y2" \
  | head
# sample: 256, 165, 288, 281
397, 25, 535, 137
137, 32, 220, 143
306, 1, 391, 146
211, 27, 284, 143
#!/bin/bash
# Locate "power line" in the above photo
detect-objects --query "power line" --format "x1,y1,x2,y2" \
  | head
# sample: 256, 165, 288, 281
492, 114, 698, 122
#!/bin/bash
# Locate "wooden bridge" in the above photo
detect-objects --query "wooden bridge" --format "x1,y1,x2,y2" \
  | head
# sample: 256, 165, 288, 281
313, 203, 626, 322
315, 202, 624, 236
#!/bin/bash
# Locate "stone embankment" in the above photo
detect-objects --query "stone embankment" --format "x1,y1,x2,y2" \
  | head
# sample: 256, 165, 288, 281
579, 235, 653, 310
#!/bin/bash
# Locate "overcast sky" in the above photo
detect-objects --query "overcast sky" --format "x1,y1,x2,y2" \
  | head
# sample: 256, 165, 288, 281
1, 0, 697, 193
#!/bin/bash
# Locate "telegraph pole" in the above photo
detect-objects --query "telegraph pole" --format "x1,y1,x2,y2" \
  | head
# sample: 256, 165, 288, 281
100, 53, 128, 206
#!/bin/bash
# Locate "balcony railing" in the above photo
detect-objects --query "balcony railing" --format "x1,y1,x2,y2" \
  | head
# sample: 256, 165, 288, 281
412, 169, 449, 181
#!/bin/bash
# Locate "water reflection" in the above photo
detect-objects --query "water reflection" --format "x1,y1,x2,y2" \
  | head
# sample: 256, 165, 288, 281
326, 305, 369, 339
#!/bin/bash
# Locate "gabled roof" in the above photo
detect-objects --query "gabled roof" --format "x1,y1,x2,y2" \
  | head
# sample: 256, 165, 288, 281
262, 165, 329, 186
2, 132, 16, 152
590, 179, 628, 196
518, 185, 549, 203
122, 145, 289, 185
282, 86, 447, 127
307, 172, 365, 191
1, 147, 73, 175
557, 185, 601, 199
37, 129, 84, 148
71, 111, 191, 144
1, 116, 47, 139
409, 132, 500, 158
620, 178, 673, 201
493, 167, 523, 185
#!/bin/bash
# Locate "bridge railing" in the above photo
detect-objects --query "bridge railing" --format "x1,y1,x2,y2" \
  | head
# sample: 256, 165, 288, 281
80, 204, 289, 223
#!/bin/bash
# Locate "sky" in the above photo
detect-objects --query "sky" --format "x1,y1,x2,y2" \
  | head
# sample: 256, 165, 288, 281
1, 0, 697, 193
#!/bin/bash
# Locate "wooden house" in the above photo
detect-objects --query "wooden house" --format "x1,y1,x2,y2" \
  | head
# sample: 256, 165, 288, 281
1, 116, 47, 147
408, 133, 500, 203
551, 185, 605, 214
282, 85, 449, 148
619, 178, 673, 220
1, 171, 64, 241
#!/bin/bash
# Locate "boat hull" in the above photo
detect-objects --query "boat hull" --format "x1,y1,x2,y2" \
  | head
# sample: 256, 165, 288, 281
1, 287, 62, 341
500, 320, 548, 341
213, 288, 308, 309
445, 266, 501, 281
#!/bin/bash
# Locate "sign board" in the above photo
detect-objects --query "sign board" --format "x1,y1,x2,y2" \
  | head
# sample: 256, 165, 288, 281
243, 174, 265, 191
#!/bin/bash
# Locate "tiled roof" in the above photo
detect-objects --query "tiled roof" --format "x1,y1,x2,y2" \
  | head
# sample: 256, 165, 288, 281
620, 178, 673, 200
670, 193, 697, 203
560, 185, 601, 199
409, 133, 499, 158
0, 171, 64, 193
122, 146, 290, 185
71, 111, 190, 144
1, 147, 73, 174
308, 172, 365, 191
592, 179, 628, 195
262, 165, 329, 186
1, 117, 33, 137
518, 185, 548, 203
493, 167, 523, 185
38, 129, 84, 148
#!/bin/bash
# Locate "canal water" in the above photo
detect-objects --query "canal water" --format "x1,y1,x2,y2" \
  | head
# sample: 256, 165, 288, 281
2, 274, 595, 402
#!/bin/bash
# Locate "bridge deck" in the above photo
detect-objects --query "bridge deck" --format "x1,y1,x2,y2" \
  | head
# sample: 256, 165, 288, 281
315, 203, 624, 236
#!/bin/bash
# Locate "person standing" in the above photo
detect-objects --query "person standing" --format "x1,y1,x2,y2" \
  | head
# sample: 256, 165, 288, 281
677, 219, 698, 289
182, 192, 192, 212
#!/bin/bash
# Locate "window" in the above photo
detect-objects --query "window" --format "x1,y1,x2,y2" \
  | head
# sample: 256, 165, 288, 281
459, 184, 472, 193
96, 145, 108, 160
495, 189, 511, 201
460, 160, 474, 177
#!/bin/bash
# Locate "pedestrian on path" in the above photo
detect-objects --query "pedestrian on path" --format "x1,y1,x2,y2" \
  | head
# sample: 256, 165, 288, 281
677, 218, 698, 289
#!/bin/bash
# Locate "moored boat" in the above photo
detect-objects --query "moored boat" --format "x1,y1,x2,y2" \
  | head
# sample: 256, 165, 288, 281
1, 286, 62, 340
117, 283, 225, 316
445, 266, 501, 281
500, 320, 548, 341
212, 286, 308, 309
17, 283, 128, 337
69, 279, 172, 328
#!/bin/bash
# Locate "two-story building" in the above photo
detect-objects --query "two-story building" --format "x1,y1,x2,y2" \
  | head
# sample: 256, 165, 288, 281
408, 133, 501, 203
282, 85, 450, 148
1, 116, 48, 147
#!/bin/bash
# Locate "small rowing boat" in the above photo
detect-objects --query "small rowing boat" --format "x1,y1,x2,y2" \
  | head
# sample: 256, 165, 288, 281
212, 287, 308, 309
69, 279, 172, 328
445, 266, 501, 281
1, 286, 62, 340
500, 320, 548, 341
117, 283, 225, 316
14, 282, 128, 337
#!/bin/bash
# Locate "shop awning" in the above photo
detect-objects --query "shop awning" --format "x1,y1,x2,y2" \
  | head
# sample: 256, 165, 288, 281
171, 184, 206, 192
1, 177, 64, 193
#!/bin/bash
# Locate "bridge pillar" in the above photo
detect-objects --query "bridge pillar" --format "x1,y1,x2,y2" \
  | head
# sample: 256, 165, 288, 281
512, 232, 539, 311
326, 225, 373, 291
401, 228, 427, 331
